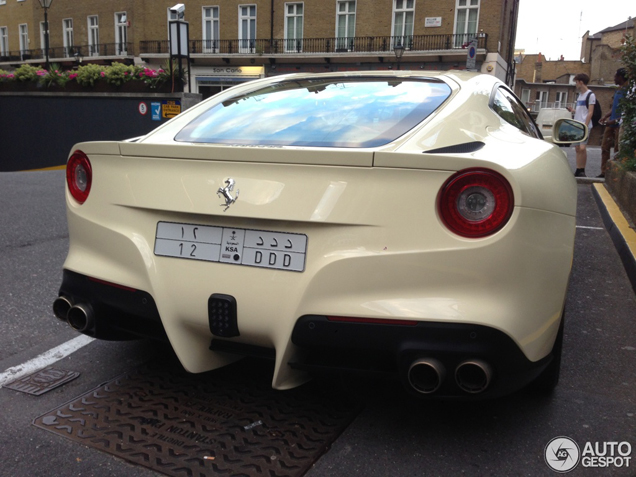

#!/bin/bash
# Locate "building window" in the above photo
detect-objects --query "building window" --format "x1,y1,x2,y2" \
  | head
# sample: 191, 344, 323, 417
392, 0, 414, 49
454, 0, 479, 47
19, 24, 29, 59
336, 1, 355, 51
285, 3, 303, 52
39, 21, 46, 52
535, 90, 548, 109
115, 12, 128, 55
520, 89, 531, 106
238, 5, 256, 53
88, 16, 99, 56
63, 19, 74, 57
0, 27, 8, 57
203, 6, 220, 53
555, 91, 568, 108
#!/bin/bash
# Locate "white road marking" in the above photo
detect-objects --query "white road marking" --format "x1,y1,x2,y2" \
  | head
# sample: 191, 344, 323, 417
0, 335, 95, 388
576, 225, 605, 230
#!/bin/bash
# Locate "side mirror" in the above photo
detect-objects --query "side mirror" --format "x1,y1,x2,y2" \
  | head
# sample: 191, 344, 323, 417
550, 119, 588, 145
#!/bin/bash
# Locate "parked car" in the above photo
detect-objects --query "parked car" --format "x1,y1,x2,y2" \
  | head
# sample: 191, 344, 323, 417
535, 107, 573, 135
54, 71, 586, 399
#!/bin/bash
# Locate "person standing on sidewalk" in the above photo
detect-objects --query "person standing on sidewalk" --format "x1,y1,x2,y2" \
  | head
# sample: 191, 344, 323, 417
599, 68, 628, 178
568, 73, 596, 177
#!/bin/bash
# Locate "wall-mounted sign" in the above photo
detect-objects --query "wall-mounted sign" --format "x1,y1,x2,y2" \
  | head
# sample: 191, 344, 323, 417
151, 102, 161, 121
162, 100, 181, 119
138, 102, 148, 115
425, 17, 442, 28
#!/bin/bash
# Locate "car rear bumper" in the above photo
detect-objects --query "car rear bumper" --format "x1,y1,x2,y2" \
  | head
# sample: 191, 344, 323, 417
53, 270, 555, 399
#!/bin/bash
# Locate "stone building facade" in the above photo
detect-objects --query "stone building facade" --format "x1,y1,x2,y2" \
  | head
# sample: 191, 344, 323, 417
1, 0, 520, 97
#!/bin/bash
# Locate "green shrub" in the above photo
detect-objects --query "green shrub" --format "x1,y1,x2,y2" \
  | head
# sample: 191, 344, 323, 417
14, 64, 40, 82
38, 63, 70, 88
0, 69, 14, 81
617, 35, 636, 172
103, 62, 133, 86
75, 63, 104, 87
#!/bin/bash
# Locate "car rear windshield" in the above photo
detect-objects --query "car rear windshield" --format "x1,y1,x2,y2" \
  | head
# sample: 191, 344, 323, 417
175, 77, 452, 148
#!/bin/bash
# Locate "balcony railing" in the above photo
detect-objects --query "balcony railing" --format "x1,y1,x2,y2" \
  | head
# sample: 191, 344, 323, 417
140, 33, 488, 56
524, 101, 575, 113
0, 43, 134, 63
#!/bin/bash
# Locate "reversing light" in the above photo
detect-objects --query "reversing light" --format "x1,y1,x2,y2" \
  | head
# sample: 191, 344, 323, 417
438, 168, 514, 238
66, 150, 92, 204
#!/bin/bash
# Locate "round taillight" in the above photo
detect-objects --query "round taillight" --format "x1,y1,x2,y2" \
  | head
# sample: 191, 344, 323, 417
66, 150, 92, 204
438, 168, 514, 238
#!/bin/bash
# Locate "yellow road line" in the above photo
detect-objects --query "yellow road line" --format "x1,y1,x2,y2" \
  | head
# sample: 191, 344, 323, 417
593, 183, 636, 254
22, 165, 66, 172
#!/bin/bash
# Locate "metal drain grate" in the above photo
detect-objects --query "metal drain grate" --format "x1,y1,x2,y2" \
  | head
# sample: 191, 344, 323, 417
4, 368, 79, 396
33, 358, 360, 477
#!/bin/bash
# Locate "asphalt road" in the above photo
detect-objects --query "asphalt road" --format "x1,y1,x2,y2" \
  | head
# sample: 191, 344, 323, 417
0, 165, 634, 477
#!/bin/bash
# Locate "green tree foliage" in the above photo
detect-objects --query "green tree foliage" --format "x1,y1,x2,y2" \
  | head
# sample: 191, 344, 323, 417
617, 35, 636, 171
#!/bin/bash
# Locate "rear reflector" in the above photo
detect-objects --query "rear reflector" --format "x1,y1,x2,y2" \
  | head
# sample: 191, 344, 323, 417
327, 316, 418, 326
88, 277, 137, 292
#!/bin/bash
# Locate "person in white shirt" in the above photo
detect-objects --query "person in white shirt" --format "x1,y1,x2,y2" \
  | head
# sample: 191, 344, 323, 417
567, 73, 596, 177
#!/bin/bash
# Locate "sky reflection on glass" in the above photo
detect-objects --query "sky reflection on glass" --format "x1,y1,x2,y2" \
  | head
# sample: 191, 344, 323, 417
176, 79, 451, 148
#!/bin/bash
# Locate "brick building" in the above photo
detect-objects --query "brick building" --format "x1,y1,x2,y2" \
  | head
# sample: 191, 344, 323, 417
0, 0, 519, 97
512, 16, 632, 144
515, 15, 634, 145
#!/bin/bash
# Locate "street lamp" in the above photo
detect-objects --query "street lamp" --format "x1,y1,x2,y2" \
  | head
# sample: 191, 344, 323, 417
393, 44, 405, 70
38, 0, 54, 71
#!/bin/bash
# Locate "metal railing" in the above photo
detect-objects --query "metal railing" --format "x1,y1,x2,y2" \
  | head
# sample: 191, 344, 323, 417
525, 101, 575, 113
1, 43, 134, 62
140, 33, 488, 56
2, 33, 487, 64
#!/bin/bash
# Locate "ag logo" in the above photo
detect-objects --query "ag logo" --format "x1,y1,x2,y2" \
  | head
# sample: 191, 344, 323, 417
545, 436, 581, 473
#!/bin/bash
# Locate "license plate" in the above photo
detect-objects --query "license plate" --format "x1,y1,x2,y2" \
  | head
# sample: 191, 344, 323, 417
154, 222, 307, 272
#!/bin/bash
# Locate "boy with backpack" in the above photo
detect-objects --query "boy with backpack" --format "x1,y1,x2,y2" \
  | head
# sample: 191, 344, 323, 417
568, 73, 597, 177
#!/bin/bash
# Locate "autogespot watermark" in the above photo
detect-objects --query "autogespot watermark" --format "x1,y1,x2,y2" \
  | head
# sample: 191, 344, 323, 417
545, 436, 632, 473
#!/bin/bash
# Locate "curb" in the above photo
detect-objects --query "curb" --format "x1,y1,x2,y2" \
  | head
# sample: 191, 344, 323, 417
591, 183, 636, 295
576, 177, 605, 184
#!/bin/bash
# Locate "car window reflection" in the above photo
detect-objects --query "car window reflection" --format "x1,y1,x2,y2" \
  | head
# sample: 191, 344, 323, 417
175, 79, 452, 148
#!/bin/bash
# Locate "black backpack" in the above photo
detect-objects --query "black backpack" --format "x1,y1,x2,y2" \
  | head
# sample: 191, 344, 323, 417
584, 91, 602, 127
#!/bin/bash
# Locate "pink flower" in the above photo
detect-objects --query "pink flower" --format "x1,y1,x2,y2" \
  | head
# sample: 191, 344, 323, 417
69, 73, 78, 79
100, 72, 105, 77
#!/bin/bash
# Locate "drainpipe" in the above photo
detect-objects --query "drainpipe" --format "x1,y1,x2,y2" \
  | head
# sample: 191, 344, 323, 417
270, 0, 274, 49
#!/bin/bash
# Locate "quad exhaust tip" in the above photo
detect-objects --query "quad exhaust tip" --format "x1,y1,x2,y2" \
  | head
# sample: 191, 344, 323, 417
66, 303, 94, 332
53, 296, 73, 321
455, 360, 492, 394
407, 358, 445, 394
54, 296, 95, 332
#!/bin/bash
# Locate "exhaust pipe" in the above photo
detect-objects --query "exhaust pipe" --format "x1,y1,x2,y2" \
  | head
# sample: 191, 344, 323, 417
455, 360, 492, 394
407, 358, 445, 394
66, 303, 94, 332
53, 296, 73, 321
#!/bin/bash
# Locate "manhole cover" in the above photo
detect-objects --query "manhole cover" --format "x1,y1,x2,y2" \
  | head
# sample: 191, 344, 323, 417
5, 367, 79, 396
33, 358, 360, 476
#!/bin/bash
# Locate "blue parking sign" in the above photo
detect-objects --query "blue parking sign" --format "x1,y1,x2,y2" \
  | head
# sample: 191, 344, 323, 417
151, 102, 161, 121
